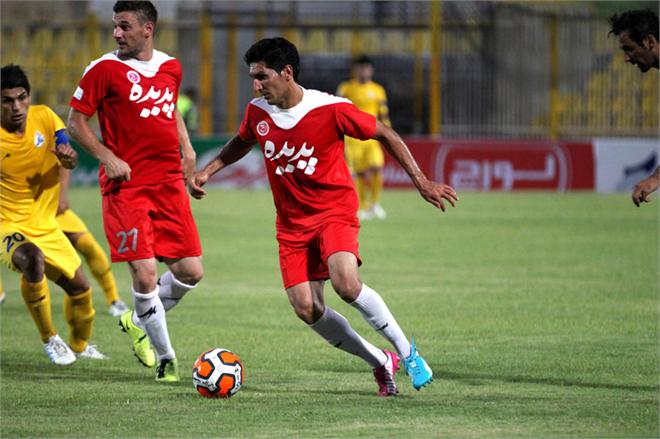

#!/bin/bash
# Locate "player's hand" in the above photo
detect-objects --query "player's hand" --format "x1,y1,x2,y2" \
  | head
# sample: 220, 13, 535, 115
632, 177, 659, 206
52, 143, 78, 169
188, 171, 209, 200
102, 154, 131, 182
417, 179, 459, 212
182, 153, 197, 185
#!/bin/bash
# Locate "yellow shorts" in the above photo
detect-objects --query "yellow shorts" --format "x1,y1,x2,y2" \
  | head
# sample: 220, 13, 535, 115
0, 222, 81, 281
56, 209, 89, 234
345, 137, 384, 174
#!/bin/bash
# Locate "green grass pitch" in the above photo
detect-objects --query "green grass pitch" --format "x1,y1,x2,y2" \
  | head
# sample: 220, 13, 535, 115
1, 188, 658, 438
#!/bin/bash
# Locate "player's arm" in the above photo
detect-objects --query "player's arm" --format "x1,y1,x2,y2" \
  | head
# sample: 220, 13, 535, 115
188, 135, 254, 200
67, 108, 131, 182
174, 107, 196, 183
373, 121, 458, 211
51, 129, 78, 170
58, 168, 72, 215
632, 165, 660, 207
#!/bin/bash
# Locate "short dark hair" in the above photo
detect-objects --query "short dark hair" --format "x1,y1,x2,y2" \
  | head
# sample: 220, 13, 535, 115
244, 38, 300, 81
113, 1, 158, 26
1, 64, 30, 93
609, 9, 659, 45
353, 55, 373, 66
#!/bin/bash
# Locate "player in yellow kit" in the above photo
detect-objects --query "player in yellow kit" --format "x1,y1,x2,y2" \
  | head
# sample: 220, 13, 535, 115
336, 55, 391, 220
1, 64, 106, 365
56, 168, 129, 316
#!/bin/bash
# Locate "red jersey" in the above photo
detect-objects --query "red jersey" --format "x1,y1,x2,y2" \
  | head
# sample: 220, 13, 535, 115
70, 50, 182, 194
238, 88, 377, 230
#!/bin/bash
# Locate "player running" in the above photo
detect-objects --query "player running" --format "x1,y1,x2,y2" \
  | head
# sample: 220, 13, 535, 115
190, 37, 458, 396
1, 64, 106, 365
68, 1, 203, 382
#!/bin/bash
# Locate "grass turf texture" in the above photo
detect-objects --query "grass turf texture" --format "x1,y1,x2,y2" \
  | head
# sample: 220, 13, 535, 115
1, 189, 658, 438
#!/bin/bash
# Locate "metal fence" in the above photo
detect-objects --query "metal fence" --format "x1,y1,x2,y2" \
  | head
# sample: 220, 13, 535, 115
1, 0, 657, 139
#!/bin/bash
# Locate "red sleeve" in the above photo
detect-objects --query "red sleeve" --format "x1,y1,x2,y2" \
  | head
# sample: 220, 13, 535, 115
238, 104, 256, 143
69, 62, 109, 117
334, 102, 377, 140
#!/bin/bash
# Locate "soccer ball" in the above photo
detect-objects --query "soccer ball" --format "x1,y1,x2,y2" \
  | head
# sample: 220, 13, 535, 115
192, 348, 244, 398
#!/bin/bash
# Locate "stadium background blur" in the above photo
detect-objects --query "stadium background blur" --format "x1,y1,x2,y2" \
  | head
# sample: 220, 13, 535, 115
2, 0, 658, 136
0, 0, 658, 190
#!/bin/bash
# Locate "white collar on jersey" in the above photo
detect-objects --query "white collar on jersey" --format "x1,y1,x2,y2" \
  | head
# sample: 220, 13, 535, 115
250, 87, 351, 130
82, 50, 175, 78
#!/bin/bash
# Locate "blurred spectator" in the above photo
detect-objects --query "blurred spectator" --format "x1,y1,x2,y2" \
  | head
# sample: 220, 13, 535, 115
336, 56, 390, 221
177, 87, 199, 135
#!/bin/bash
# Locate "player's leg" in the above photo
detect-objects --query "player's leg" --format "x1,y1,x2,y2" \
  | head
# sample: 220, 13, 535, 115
321, 221, 432, 390
54, 266, 105, 360
366, 145, 386, 219
328, 253, 432, 390
68, 230, 126, 316
287, 280, 388, 370
159, 255, 203, 312
328, 252, 411, 357
127, 258, 177, 381
101, 187, 158, 369
348, 141, 371, 219
153, 179, 203, 313
58, 209, 127, 316
8, 236, 75, 365
280, 228, 396, 396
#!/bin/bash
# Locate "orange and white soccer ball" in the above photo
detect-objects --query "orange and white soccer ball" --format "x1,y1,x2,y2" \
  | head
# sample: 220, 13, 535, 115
192, 348, 244, 398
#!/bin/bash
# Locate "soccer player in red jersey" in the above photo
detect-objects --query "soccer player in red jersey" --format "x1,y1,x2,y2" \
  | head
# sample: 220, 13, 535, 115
190, 38, 458, 396
67, 1, 203, 382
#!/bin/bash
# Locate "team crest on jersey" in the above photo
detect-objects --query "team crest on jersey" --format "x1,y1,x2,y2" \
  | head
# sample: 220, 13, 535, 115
126, 70, 141, 84
257, 120, 270, 136
34, 131, 45, 148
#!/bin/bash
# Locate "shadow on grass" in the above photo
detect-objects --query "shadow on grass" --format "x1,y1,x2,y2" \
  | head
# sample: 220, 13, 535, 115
0, 358, 153, 384
440, 369, 658, 392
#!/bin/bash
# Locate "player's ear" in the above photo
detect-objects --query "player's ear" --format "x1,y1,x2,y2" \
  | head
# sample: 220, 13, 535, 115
642, 34, 656, 51
281, 65, 294, 81
144, 21, 155, 38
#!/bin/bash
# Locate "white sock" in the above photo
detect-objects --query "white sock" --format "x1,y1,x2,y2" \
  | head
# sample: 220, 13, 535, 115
133, 286, 175, 361
350, 283, 411, 359
309, 307, 387, 368
158, 270, 197, 312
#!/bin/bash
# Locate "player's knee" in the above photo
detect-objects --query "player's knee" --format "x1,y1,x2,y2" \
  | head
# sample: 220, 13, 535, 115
66, 280, 91, 296
13, 244, 45, 278
132, 270, 158, 292
332, 278, 362, 302
291, 299, 316, 324
176, 266, 203, 286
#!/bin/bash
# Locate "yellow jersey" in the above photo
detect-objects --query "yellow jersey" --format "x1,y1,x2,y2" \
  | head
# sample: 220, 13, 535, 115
336, 79, 389, 122
0, 105, 65, 233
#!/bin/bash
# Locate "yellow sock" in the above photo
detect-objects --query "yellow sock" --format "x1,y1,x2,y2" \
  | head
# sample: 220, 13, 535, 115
355, 176, 369, 210
75, 232, 119, 306
370, 171, 384, 206
20, 277, 56, 343
64, 288, 95, 353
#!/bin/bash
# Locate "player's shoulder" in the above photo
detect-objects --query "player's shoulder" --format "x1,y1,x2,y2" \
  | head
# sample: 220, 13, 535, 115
81, 50, 179, 78
80, 51, 122, 77
247, 88, 352, 129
